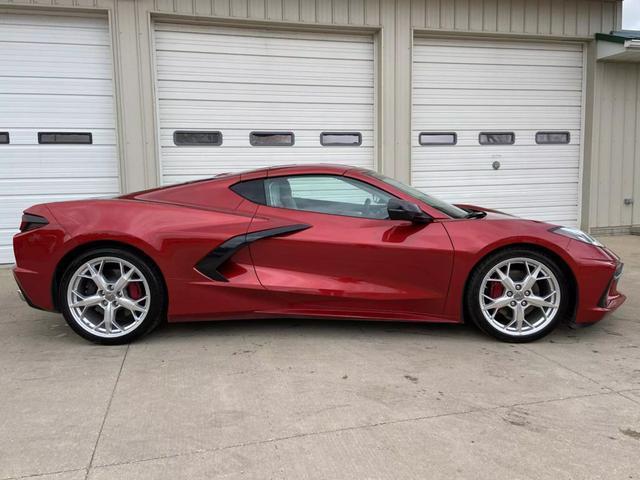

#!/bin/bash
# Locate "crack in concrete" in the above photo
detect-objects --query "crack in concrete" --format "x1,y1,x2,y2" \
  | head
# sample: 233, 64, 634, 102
83, 345, 130, 480
87, 390, 617, 473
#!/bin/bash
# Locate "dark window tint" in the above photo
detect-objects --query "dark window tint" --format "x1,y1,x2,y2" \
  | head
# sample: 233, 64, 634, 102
320, 132, 362, 146
0, 132, 8, 144
230, 179, 266, 205
419, 132, 457, 146
479, 132, 515, 145
536, 131, 570, 144
174, 131, 222, 146
38, 132, 92, 144
250, 132, 294, 146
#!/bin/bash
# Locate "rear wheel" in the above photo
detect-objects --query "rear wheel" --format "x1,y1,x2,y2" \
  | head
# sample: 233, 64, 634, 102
466, 248, 570, 342
59, 248, 165, 344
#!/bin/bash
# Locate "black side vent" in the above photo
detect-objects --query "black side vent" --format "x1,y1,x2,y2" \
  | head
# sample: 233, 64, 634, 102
195, 224, 311, 282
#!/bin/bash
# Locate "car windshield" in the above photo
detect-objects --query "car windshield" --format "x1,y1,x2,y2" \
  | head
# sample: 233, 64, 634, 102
364, 171, 468, 219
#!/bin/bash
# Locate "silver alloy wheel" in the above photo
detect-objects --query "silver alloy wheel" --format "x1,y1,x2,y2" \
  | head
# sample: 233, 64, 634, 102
479, 257, 561, 337
66, 256, 150, 339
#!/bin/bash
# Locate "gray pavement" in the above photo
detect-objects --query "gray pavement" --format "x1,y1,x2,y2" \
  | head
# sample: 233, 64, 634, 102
1, 235, 639, 480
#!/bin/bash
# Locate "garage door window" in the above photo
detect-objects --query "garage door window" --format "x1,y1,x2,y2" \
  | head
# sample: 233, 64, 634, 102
174, 131, 222, 146
419, 132, 457, 146
536, 132, 570, 145
38, 132, 92, 144
0, 132, 8, 144
320, 132, 362, 146
479, 132, 515, 145
250, 132, 295, 147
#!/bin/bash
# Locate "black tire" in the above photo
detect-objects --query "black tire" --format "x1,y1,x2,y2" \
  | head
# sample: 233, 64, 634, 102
59, 247, 166, 345
465, 248, 571, 343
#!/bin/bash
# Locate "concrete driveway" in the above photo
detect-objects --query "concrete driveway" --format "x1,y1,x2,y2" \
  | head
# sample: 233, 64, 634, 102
1, 236, 639, 480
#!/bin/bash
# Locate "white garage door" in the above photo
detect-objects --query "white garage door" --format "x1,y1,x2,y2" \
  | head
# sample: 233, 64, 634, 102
412, 37, 584, 226
154, 23, 375, 185
0, 14, 119, 263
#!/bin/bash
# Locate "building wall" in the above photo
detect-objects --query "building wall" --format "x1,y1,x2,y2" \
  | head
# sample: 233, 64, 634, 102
0, 0, 625, 230
589, 61, 640, 233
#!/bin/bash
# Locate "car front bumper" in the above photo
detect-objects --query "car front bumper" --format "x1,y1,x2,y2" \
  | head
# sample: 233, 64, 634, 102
570, 242, 626, 326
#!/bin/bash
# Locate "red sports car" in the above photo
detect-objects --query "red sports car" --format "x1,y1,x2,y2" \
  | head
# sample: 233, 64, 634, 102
13, 164, 625, 344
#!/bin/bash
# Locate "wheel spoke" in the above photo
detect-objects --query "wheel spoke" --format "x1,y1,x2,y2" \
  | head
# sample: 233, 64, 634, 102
484, 295, 512, 311
70, 294, 102, 308
496, 267, 516, 291
113, 266, 134, 292
87, 263, 109, 291
103, 302, 116, 334
527, 293, 557, 309
116, 296, 148, 315
514, 304, 525, 332
522, 264, 542, 292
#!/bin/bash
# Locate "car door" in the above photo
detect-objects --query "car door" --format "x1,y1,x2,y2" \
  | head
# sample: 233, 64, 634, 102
246, 174, 455, 320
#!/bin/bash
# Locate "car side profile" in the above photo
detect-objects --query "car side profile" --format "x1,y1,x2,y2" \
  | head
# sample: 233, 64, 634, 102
13, 164, 625, 344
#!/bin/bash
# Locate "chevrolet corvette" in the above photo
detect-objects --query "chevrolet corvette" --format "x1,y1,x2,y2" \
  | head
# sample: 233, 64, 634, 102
13, 164, 625, 344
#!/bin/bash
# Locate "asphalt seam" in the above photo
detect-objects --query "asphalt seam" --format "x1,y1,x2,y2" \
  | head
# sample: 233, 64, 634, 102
88, 389, 616, 472
83, 345, 130, 480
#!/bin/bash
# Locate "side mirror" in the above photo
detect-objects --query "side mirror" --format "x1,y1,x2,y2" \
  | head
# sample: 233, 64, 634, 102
387, 198, 433, 224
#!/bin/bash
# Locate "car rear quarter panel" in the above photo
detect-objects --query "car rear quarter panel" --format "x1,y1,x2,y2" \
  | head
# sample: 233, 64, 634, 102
14, 198, 282, 319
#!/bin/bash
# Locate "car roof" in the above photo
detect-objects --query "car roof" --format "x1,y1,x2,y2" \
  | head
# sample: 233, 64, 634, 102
239, 164, 362, 178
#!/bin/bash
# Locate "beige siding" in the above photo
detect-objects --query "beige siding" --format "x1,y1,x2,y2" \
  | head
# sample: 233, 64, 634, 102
0, 0, 628, 230
589, 62, 640, 231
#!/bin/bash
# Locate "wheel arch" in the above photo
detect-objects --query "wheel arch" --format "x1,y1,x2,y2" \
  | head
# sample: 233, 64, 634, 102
462, 242, 578, 323
52, 239, 168, 312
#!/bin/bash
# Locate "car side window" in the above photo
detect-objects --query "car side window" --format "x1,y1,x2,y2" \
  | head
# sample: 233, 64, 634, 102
263, 175, 394, 219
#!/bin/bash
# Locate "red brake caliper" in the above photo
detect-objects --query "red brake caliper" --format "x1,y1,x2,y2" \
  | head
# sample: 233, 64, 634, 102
489, 282, 504, 299
127, 282, 142, 300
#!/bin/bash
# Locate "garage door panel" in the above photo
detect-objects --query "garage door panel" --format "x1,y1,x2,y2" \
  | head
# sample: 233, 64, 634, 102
425, 185, 578, 206
7, 129, 116, 145
0, 77, 113, 96
414, 37, 583, 52
155, 24, 374, 184
158, 102, 372, 129
1, 146, 119, 178
0, 177, 119, 197
0, 23, 110, 45
1, 95, 116, 128
159, 129, 374, 147
0, 14, 118, 263
411, 149, 580, 172
162, 148, 374, 180
0, 44, 113, 79
412, 105, 581, 130
413, 168, 579, 187
413, 64, 582, 91
155, 30, 373, 61
411, 130, 581, 147
157, 81, 373, 104
413, 89, 582, 107
155, 22, 372, 44
156, 52, 372, 87
413, 45, 583, 67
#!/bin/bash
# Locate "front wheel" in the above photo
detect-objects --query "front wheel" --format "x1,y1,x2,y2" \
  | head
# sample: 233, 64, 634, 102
59, 248, 166, 344
465, 248, 571, 343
